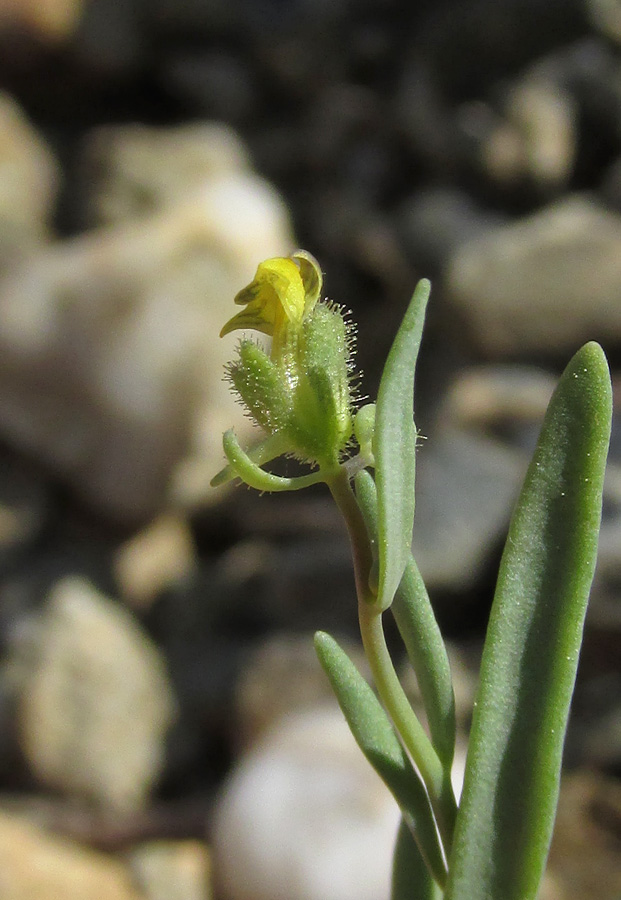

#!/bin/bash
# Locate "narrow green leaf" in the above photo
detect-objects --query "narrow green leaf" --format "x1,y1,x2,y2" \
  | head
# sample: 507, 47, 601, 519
374, 279, 430, 611
355, 469, 456, 770
314, 630, 447, 887
393, 559, 456, 771
445, 342, 612, 900
392, 818, 443, 900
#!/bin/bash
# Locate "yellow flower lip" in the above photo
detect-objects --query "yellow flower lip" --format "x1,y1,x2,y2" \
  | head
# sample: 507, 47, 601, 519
220, 250, 323, 340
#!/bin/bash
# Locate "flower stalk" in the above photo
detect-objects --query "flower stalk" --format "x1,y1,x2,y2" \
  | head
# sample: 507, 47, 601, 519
326, 464, 456, 853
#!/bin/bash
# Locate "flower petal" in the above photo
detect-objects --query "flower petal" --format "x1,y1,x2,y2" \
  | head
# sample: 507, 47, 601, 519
220, 257, 308, 338
292, 250, 323, 312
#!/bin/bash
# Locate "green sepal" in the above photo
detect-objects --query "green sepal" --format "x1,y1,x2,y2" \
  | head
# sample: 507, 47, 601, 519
314, 630, 447, 887
374, 279, 430, 611
210, 432, 290, 488
228, 339, 292, 433
355, 469, 456, 770
221, 429, 326, 492
445, 342, 612, 900
290, 366, 346, 463
287, 302, 352, 461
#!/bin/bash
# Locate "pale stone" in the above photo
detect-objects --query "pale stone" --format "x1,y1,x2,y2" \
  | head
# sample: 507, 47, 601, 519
234, 634, 367, 749
481, 79, 575, 189
18, 576, 176, 813
0, 0, 83, 40
212, 705, 401, 900
0, 93, 59, 266
81, 122, 252, 224
441, 365, 557, 429
546, 771, 621, 899
506, 79, 575, 187
447, 194, 621, 355
589, 0, 621, 43
114, 512, 197, 610
412, 426, 524, 590
0, 167, 294, 520
0, 810, 142, 900
129, 840, 212, 900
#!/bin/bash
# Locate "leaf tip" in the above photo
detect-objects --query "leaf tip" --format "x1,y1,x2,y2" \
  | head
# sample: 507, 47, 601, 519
417, 277, 432, 295
566, 341, 612, 413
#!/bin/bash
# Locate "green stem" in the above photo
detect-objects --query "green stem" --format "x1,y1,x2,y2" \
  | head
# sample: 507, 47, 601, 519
326, 465, 457, 852
326, 464, 375, 604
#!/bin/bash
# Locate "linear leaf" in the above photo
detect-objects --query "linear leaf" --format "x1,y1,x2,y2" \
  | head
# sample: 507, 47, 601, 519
374, 279, 430, 611
392, 817, 443, 900
445, 342, 612, 900
314, 630, 447, 886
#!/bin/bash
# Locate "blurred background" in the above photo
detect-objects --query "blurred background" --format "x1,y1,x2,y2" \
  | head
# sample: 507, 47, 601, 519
0, 0, 619, 897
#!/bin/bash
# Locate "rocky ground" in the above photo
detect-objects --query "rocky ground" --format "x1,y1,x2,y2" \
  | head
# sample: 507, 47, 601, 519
0, 1, 619, 898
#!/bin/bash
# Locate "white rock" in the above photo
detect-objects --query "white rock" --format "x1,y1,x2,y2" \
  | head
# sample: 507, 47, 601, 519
0, 0, 83, 41
233, 634, 361, 749
17, 576, 176, 813
446, 194, 621, 356
0, 164, 294, 519
0, 93, 59, 265
129, 840, 212, 900
0, 810, 142, 900
482, 78, 575, 189
412, 426, 524, 590
81, 122, 252, 224
114, 512, 196, 610
212, 705, 401, 900
589, 0, 621, 43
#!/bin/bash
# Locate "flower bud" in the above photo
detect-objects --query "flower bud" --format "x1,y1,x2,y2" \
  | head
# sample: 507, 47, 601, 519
354, 403, 376, 461
221, 251, 356, 470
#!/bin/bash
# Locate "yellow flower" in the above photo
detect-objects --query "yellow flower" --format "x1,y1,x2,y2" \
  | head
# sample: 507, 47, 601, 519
220, 250, 323, 360
220, 249, 354, 469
